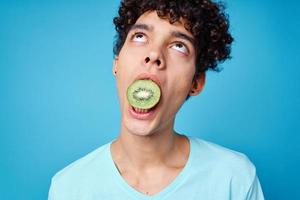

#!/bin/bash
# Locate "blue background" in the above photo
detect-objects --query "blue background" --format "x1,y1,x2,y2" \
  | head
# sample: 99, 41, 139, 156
0, 0, 299, 199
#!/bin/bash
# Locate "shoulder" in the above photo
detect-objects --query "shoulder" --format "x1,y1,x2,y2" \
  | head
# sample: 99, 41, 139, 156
190, 137, 257, 184
186, 136, 264, 199
53, 142, 110, 179
49, 142, 112, 197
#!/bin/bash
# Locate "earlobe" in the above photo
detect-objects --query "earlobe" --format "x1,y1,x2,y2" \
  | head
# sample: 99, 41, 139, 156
189, 73, 205, 96
112, 57, 119, 76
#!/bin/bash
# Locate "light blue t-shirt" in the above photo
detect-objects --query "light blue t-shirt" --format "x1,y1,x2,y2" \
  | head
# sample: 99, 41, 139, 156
48, 136, 264, 200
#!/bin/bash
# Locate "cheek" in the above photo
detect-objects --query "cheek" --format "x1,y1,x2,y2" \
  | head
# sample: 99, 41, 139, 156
165, 62, 195, 99
121, 40, 146, 59
115, 56, 139, 106
169, 63, 195, 88
117, 68, 131, 99
165, 69, 194, 102
117, 46, 144, 76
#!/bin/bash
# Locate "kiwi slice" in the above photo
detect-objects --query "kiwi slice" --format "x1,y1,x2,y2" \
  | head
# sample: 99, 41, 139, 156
127, 79, 161, 109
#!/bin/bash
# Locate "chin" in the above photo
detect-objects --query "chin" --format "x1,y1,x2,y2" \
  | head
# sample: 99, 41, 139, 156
123, 117, 158, 137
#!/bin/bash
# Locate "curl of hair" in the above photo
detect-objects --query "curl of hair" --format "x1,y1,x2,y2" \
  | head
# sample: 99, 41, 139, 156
113, 0, 233, 76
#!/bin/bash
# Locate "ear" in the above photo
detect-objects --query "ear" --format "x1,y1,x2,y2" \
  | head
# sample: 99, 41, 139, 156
189, 73, 205, 96
112, 56, 118, 76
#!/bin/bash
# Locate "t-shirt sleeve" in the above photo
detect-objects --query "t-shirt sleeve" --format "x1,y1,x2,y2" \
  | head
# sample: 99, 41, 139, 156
48, 177, 57, 200
245, 175, 265, 200
48, 179, 54, 200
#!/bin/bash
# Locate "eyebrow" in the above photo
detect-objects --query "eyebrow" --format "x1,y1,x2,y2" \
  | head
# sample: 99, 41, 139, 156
130, 23, 153, 32
130, 23, 194, 45
171, 31, 195, 45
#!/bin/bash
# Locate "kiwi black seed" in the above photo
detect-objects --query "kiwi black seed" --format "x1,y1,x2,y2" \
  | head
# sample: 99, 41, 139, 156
127, 79, 161, 109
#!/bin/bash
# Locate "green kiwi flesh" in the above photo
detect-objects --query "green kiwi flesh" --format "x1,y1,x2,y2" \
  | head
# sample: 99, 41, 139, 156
127, 79, 161, 109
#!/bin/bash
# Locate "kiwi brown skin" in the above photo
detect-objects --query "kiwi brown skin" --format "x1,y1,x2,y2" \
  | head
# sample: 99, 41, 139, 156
127, 79, 161, 109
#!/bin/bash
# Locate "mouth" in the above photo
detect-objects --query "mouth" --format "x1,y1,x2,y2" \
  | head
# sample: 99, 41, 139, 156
127, 73, 162, 119
131, 102, 158, 113
129, 103, 159, 119
134, 73, 162, 89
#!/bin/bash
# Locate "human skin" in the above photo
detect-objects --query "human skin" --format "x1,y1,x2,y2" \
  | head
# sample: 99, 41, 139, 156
111, 11, 205, 195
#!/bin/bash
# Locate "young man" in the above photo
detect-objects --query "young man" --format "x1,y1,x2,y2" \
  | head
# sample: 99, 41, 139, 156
49, 0, 264, 199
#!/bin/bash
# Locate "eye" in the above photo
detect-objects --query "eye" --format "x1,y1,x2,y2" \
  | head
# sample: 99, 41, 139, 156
171, 43, 189, 54
132, 32, 147, 43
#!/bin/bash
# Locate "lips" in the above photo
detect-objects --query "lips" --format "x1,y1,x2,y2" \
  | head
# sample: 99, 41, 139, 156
129, 94, 160, 118
134, 73, 162, 89
129, 104, 157, 120
132, 103, 158, 113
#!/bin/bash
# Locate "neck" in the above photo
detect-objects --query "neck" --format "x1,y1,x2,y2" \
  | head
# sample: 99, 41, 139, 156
112, 123, 185, 171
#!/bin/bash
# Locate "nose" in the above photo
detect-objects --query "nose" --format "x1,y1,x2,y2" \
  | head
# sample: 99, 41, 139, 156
144, 51, 164, 69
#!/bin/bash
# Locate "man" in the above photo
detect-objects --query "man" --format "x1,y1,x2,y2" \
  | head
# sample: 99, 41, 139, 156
48, 0, 264, 199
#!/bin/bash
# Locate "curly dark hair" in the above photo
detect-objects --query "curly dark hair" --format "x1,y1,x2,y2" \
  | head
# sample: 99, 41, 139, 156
113, 0, 233, 77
